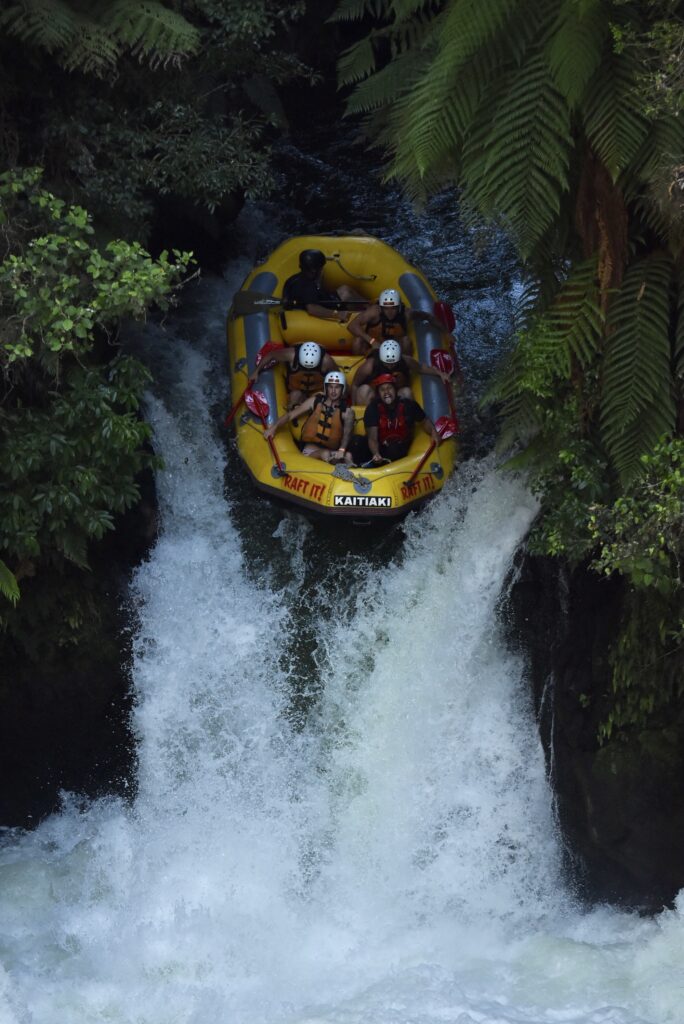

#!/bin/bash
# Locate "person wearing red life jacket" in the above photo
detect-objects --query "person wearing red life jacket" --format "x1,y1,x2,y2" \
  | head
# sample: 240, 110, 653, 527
351, 338, 450, 407
249, 341, 339, 409
264, 370, 355, 465
347, 288, 454, 356
363, 374, 440, 464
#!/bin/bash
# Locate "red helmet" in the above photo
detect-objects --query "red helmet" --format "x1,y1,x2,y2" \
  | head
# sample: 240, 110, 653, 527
373, 373, 396, 389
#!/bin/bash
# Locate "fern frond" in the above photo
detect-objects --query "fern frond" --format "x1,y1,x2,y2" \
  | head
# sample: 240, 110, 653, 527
462, 53, 572, 257
338, 35, 378, 86
544, 256, 603, 369
392, 0, 442, 22
345, 50, 425, 114
546, 0, 608, 109
584, 52, 650, 181
0, 0, 77, 53
675, 272, 684, 385
602, 253, 675, 482
102, 1, 200, 66
0, 559, 20, 606
329, 0, 388, 22
62, 19, 121, 74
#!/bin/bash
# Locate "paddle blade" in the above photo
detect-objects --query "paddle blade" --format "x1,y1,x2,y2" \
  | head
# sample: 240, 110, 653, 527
232, 290, 284, 316
435, 415, 458, 439
244, 388, 270, 421
430, 349, 455, 376
255, 340, 284, 371
434, 300, 455, 332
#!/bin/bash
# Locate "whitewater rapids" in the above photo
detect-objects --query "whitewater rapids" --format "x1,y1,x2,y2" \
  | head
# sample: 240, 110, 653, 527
0, 276, 682, 1024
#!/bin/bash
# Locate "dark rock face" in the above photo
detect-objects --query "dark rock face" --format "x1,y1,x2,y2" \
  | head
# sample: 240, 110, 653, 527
0, 469, 157, 828
505, 551, 684, 911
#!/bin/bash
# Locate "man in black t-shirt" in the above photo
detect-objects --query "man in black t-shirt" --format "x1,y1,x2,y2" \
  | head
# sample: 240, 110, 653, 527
362, 374, 440, 464
282, 249, 365, 325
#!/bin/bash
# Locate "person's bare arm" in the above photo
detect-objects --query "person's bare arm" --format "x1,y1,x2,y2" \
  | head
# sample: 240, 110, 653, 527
306, 303, 348, 322
366, 425, 382, 461
249, 347, 292, 384
407, 354, 450, 382
322, 353, 340, 374
347, 306, 377, 345
422, 417, 441, 444
264, 394, 315, 439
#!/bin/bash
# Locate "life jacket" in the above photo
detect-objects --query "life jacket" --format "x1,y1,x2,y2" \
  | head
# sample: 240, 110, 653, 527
377, 399, 411, 449
368, 304, 408, 342
369, 351, 410, 391
301, 394, 345, 449
286, 344, 325, 394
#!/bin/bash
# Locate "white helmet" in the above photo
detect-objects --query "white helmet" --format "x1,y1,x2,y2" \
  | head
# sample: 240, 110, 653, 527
299, 341, 322, 368
379, 288, 401, 307
379, 339, 402, 365
324, 370, 346, 390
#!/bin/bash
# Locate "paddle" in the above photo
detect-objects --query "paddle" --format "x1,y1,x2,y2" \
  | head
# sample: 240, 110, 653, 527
233, 289, 370, 317
404, 415, 458, 488
430, 348, 458, 418
244, 389, 288, 477
433, 301, 455, 332
224, 341, 283, 426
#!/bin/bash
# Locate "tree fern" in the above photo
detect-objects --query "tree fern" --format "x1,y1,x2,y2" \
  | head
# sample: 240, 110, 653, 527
345, 50, 426, 113
676, 271, 684, 388
102, 1, 200, 68
0, 0, 200, 74
0, 0, 76, 54
462, 52, 572, 257
338, 35, 381, 87
584, 51, 650, 181
546, 0, 607, 109
329, 0, 389, 21
602, 253, 675, 482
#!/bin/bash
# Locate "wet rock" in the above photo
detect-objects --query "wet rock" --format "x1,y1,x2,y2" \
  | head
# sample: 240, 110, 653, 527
0, 468, 157, 828
504, 551, 684, 911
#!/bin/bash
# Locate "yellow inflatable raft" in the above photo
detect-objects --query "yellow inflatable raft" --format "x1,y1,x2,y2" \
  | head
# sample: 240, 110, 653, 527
226, 234, 458, 519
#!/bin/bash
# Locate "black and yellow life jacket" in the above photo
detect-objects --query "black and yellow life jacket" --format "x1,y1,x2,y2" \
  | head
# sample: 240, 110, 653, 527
301, 395, 345, 450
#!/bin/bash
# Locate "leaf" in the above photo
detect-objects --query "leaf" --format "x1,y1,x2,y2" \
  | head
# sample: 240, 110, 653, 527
602, 253, 675, 483
0, 560, 20, 605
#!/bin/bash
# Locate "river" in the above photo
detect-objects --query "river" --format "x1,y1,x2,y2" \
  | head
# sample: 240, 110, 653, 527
1, 136, 683, 1024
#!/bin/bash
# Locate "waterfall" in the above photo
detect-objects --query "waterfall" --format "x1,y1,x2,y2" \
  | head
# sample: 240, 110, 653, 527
0, 274, 681, 1024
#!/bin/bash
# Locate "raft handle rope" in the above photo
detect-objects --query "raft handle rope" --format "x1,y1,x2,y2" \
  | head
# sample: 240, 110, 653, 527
327, 253, 377, 282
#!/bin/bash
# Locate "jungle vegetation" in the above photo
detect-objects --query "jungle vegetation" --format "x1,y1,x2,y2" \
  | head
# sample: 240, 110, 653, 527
0, 1, 308, 650
334, 0, 683, 737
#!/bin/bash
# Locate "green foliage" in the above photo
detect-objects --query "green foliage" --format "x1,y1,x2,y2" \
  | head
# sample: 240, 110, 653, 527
589, 439, 683, 594
0, 169, 190, 618
41, 97, 275, 229
597, 585, 683, 743
0, 2, 309, 238
0, 168, 191, 376
611, 0, 684, 118
0, 358, 158, 572
602, 254, 676, 484
0, 560, 20, 605
0, 0, 200, 75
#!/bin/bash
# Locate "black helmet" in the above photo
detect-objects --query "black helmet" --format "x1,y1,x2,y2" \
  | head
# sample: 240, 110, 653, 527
299, 249, 326, 272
